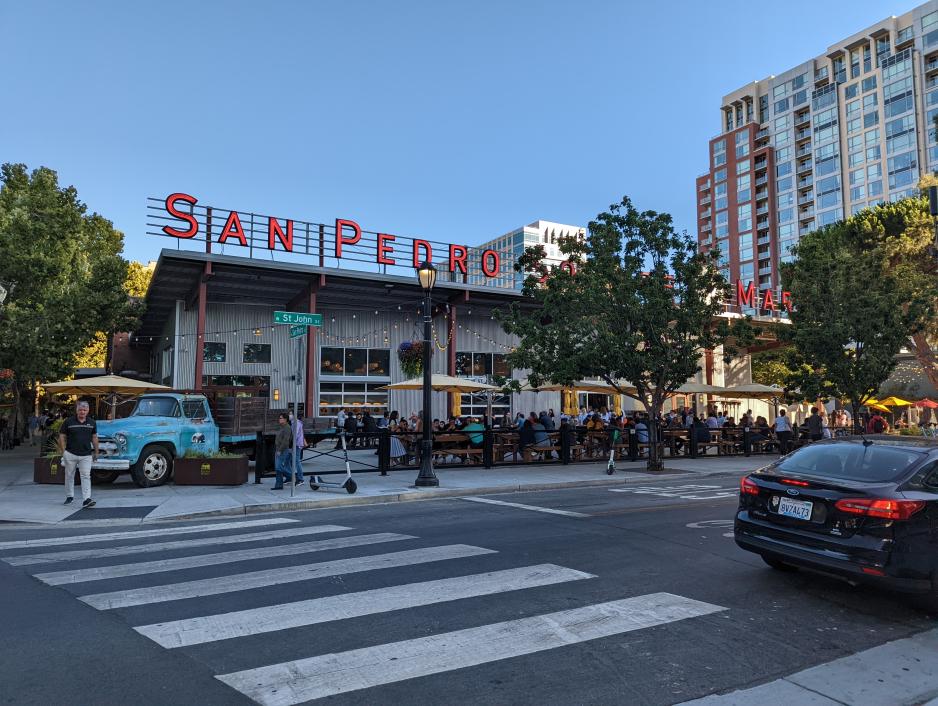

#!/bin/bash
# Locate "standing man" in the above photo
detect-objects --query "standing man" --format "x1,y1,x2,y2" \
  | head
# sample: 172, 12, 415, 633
774, 408, 793, 456
27, 412, 39, 446
272, 413, 292, 490
289, 410, 306, 484
58, 401, 97, 508
806, 406, 824, 442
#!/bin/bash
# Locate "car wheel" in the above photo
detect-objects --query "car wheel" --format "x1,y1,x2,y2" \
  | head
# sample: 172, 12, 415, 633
91, 470, 120, 485
762, 555, 798, 572
131, 444, 173, 487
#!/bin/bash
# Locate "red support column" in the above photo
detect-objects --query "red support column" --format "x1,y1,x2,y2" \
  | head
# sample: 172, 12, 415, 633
447, 304, 457, 416
304, 277, 324, 417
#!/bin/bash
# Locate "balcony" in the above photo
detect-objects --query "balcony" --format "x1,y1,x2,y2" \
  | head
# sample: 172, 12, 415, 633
699, 207, 711, 218
700, 222, 712, 232
755, 188, 769, 201
756, 204, 769, 215
798, 192, 814, 205
797, 176, 813, 189
897, 26, 914, 48
755, 175, 768, 186
757, 219, 770, 230
794, 112, 810, 127
815, 66, 829, 82
799, 224, 815, 236
799, 207, 815, 220
926, 57, 938, 74
758, 232, 771, 244
759, 258, 773, 270
797, 160, 813, 174
754, 157, 768, 169
699, 196, 711, 206
796, 144, 812, 157
699, 181, 710, 191
755, 129, 770, 141
796, 128, 812, 141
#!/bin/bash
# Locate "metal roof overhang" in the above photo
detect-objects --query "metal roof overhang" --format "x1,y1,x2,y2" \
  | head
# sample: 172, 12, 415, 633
134, 250, 528, 343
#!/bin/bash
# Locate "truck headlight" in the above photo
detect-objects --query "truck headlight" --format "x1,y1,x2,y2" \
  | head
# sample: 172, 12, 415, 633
114, 433, 127, 451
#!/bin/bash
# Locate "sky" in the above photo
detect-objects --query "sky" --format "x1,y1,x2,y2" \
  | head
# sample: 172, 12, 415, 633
0, 0, 915, 264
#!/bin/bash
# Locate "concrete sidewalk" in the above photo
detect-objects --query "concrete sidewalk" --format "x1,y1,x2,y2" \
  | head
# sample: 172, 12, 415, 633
0, 445, 765, 525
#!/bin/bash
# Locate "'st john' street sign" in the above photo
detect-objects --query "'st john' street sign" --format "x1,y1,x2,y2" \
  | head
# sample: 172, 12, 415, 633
274, 311, 323, 326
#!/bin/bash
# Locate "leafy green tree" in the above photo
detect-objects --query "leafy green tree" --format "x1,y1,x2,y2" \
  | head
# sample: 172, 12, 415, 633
0, 163, 141, 429
498, 196, 754, 472
781, 199, 936, 430
750, 348, 798, 389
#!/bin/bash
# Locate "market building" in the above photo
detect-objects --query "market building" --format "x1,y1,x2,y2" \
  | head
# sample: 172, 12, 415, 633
131, 193, 787, 422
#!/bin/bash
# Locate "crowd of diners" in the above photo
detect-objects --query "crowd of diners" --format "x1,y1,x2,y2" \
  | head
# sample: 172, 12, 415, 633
324, 401, 913, 465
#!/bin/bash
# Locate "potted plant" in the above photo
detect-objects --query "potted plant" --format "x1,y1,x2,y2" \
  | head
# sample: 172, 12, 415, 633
34, 451, 65, 484
398, 340, 424, 378
173, 449, 249, 486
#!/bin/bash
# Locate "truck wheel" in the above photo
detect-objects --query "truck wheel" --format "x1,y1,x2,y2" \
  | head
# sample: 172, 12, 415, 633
91, 470, 121, 485
132, 444, 173, 487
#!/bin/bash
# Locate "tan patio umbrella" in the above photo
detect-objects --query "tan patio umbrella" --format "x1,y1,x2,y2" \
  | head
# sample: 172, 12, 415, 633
673, 382, 728, 395
43, 375, 170, 396
721, 383, 785, 399
378, 374, 500, 393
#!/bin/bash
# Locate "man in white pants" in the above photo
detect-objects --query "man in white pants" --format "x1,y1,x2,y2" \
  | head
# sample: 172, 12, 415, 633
58, 401, 98, 508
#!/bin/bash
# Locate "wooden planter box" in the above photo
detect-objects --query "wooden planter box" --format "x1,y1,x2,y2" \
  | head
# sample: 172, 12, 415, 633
173, 456, 248, 486
34, 456, 66, 484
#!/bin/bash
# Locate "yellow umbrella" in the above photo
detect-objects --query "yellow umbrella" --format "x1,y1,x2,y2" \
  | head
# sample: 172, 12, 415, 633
450, 395, 462, 417
866, 402, 891, 413
877, 396, 912, 407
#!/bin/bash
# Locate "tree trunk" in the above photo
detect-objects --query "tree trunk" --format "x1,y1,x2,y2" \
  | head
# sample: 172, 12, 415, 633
645, 402, 664, 473
851, 400, 862, 434
910, 333, 938, 394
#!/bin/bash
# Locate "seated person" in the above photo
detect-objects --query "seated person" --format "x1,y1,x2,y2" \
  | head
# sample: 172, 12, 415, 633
634, 418, 649, 444
462, 417, 485, 448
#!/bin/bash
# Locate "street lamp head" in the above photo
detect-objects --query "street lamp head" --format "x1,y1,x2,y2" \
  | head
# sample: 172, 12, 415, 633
417, 261, 437, 292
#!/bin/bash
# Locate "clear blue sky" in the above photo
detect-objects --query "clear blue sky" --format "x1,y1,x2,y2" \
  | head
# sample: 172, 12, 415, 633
0, 0, 911, 263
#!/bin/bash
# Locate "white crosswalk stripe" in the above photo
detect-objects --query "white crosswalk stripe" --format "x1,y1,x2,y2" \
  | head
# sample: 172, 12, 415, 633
134, 563, 595, 648
0, 518, 298, 550
79, 544, 497, 609
461, 496, 589, 517
216, 592, 727, 705
34, 532, 415, 585
3, 524, 351, 566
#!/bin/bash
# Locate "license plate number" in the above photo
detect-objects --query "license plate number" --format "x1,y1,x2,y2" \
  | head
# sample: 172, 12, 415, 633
778, 496, 813, 520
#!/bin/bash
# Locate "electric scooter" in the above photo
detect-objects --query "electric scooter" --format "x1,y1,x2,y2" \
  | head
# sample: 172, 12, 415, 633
309, 430, 358, 494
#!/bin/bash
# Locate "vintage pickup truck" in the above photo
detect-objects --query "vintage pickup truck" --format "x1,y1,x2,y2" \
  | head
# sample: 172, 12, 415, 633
93, 393, 227, 487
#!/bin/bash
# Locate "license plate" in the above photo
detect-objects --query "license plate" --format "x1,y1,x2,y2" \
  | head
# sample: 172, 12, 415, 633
777, 496, 813, 520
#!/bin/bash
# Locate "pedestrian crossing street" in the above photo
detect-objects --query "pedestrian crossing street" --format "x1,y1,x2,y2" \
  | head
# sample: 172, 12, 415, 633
1, 516, 727, 704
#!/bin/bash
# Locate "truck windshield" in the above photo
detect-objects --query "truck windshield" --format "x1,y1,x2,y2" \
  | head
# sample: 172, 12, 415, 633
132, 397, 180, 417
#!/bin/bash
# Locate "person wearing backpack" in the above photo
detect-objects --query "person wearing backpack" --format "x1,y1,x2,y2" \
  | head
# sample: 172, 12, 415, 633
867, 413, 888, 434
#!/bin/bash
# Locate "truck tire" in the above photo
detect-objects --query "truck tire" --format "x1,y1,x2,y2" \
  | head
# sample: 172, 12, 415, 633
91, 470, 121, 485
131, 444, 173, 487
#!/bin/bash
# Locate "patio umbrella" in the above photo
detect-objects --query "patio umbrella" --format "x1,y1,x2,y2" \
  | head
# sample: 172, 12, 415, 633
866, 401, 891, 413
914, 398, 938, 409
43, 375, 170, 396
673, 383, 727, 395
721, 383, 785, 399
379, 374, 499, 393
877, 396, 912, 407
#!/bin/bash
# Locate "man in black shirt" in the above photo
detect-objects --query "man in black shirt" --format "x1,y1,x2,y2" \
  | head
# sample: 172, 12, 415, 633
58, 401, 98, 508
806, 407, 824, 442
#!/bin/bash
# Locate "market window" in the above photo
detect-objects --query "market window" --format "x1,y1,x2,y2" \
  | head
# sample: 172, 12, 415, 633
320, 347, 391, 377
203, 342, 226, 363
318, 382, 388, 416
242, 344, 271, 364
455, 352, 509, 380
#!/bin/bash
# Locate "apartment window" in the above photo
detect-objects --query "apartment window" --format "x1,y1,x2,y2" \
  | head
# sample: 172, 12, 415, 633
816, 143, 837, 160
865, 128, 880, 144
818, 209, 843, 226
775, 98, 789, 114
848, 152, 865, 167
242, 344, 271, 364
791, 73, 806, 91
774, 115, 790, 131
739, 233, 753, 261
882, 50, 911, 80
738, 204, 752, 232
863, 111, 878, 128
759, 95, 769, 123
888, 130, 915, 154
713, 152, 726, 167
863, 45, 872, 73
202, 342, 226, 363
866, 146, 881, 162
773, 84, 787, 99
850, 186, 866, 201
319, 382, 388, 416
778, 208, 794, 222
320, 347, 391, 377
737, 174, 751, 203
775, 130, 791, 146
862, 93, 877, 111
846, 118, 861, 134
777, 176, 792, 192
817, 175, 841, 195
816, 158, 839, 177
714, 168, 727, 183
735, 142, 750, 158
849, 167, 865, 185
792, 89, 808, 107
923, 10, 938, 30
725, 111, 733, 132
862, 76, 877, 92
775, 145, 792, 161
869, 180, 883, 197
734, 131, 748, 145
736, 159, 750, 175
867, 163, 882, 180
777, 192, 794, 208
712, 139, 726, 154
777, 162, 792, 177
844, 83, 858, 99
876, 37, 890, 58
850, 50, 860, 78
846, 100, 860, 116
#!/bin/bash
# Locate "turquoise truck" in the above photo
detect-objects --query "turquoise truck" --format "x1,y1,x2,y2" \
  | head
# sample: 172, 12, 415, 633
92, 392, 263, 487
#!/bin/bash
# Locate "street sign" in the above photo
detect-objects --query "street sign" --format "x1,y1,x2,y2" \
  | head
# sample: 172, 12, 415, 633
289, 324, 307, 338
274, 311, 322, 326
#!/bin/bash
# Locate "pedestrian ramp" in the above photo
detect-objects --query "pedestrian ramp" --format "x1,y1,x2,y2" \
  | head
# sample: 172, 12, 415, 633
1, 516, 727, 703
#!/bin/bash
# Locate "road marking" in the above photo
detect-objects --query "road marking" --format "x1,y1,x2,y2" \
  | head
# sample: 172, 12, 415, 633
0, 518, 298, 550
79, 544, 496, 610
461, 496, 589, 517
216, 592, 726, 704
610, 485, 738, 500
34, 533, 415, 585
3, 524, 352, 567
685, 520, 734, 529
135, 563, 595, 648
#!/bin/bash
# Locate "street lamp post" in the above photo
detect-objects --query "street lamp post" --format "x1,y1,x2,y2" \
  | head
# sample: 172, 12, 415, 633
415, 261, 439, 487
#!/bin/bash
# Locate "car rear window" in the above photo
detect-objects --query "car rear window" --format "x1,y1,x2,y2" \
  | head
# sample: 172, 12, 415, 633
777, 443, 924, 482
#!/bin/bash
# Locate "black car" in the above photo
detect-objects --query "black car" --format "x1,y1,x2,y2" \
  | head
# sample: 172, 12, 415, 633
735, 439, 938, 600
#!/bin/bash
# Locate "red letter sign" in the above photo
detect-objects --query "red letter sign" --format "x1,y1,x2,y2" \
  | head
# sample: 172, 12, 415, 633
481, 249, 500, 277
218, 211, 247, 246
412, 240, 433, 268
448, 245, 467, 274
268, 217, 293, 251
781, 291, 794, 312
761, 288, 776, 311
335, 218, 361, 258
162, 192, 199, 239
736, 280, 758, 308
376, 233, 396, 265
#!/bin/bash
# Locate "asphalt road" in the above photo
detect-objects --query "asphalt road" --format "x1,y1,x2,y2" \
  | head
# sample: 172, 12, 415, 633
0, 474, 934, 706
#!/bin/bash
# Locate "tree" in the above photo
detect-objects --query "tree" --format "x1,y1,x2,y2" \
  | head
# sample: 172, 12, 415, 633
0, 163, 141, 429
781, 200, 935, 430
498, 196, 753, 472
750, 348, 799, 389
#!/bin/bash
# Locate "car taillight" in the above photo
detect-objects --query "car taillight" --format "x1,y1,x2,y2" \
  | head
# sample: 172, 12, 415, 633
780, 478, 809, 487
740, 476, 760, 496
834, 498, 926, 520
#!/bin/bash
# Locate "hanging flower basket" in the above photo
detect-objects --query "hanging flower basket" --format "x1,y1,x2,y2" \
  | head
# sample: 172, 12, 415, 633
398, 341, 424, 378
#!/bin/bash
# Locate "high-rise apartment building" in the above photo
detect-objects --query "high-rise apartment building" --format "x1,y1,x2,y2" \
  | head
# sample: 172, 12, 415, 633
470, 220, 585, 289
696, 1, 938, 313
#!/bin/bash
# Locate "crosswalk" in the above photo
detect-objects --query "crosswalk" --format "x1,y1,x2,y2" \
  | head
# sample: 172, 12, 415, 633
2, 516, 727, 704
